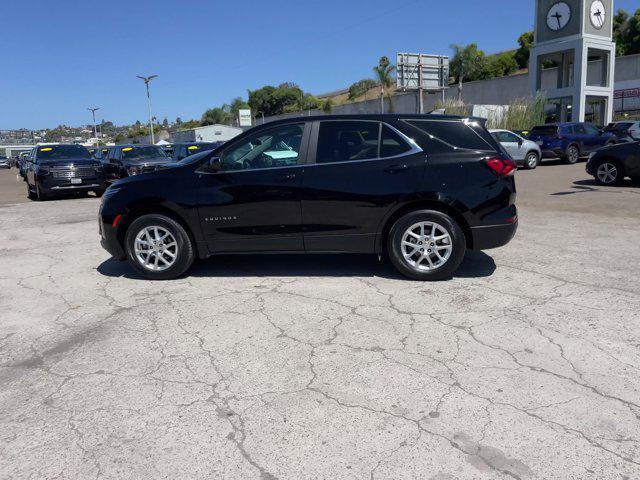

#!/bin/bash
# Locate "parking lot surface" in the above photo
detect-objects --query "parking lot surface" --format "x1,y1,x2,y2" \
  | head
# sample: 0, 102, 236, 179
1, 164, 639, 479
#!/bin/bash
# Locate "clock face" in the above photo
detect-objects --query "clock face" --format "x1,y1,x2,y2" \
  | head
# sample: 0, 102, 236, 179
590, 1, 606, 29
547, 2, 572, 31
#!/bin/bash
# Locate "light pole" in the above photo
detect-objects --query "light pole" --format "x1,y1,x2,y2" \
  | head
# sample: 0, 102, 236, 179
87, 107, 100, 145
136, 74, 158, 144
258, 111, 265, 124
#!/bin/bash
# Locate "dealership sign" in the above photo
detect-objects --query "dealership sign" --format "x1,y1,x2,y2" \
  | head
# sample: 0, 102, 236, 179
238, 109, 252, 127
614, 88, 640, 99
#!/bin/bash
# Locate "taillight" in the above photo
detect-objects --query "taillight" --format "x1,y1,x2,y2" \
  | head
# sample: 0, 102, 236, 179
484, 157, 517, 177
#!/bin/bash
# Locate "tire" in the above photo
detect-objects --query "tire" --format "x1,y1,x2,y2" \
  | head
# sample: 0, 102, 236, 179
35, 182, 48, 201
565, 145, 580, 164
388, 210, 466, 281
26, 182, 35, 200
124, 214, 195, 280
94, 189, 105, 198
594, 159, 623, 186
524, 151, 539, 170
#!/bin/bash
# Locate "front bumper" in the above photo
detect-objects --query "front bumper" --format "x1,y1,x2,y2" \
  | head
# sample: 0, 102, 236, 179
99, 217, 126, 260
40, 176, 106, 194
470, 221, 518, 250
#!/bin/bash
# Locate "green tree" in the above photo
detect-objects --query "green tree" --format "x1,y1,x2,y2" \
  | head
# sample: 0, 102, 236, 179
201, 107, 231, 126
613, 9, 630, 55
175, 117, 183, 126
248, 83, 305, 117
321, 98, 333, 113
477, 52, 519, 80
514, 31, 534, 69
373, 56, 395, 110
628, 8, 640, 55
449, 44, 485, 101
348, 78, 378, 101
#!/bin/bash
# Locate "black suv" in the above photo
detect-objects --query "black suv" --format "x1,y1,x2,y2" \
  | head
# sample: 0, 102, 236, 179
102, 144, 175, 181
99, 115, 518, 280
26, 144, 105, 200
171, 142, 223, 162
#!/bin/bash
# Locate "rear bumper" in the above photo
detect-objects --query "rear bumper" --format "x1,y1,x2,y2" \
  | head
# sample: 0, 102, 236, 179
470, 221, 518, 250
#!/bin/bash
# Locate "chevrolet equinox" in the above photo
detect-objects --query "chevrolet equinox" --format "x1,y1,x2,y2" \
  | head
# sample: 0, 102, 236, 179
99, 115, 518, 280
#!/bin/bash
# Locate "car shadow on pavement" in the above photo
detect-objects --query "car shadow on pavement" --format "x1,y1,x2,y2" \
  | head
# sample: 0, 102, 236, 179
97, 250, 496, 281
551, 178, 640, 195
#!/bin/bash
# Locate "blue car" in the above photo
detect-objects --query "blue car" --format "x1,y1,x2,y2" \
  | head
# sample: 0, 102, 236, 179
528, 122, 616, 164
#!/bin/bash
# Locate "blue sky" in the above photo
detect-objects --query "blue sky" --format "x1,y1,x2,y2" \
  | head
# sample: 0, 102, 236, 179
1, 0, 637, 129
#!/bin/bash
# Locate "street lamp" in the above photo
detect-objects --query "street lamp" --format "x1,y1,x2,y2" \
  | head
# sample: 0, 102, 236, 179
87, 107, 100, 146
136, 74, 158, 144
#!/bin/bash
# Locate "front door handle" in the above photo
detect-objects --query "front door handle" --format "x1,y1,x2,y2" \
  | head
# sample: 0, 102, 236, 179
384, 164, 409, 174
281, 173, 297, 182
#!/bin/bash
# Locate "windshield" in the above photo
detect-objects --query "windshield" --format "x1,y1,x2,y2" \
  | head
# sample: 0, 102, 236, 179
605, 122, 633, 131
37, 145, 92, 161
121, 146, 168, 161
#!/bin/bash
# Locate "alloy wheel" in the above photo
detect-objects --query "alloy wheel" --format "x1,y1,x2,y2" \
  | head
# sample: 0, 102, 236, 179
568, 146, 579, 163
596, 162, 618, 184
526, 153, 538, 169
134, 226, 178, 272
401, 221, 453, 271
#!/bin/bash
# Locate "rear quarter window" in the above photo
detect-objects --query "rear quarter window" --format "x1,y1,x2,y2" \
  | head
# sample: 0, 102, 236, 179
405, 120, 495, 151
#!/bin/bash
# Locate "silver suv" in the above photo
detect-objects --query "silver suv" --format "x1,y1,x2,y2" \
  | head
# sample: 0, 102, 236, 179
490, 129, 542, 169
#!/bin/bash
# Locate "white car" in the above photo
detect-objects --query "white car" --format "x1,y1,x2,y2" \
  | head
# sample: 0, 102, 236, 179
490, 129, 542, 170
604, 121, 640, 142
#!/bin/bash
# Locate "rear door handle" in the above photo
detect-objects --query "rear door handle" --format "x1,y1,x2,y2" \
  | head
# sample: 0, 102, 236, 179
384, 164, 409, 174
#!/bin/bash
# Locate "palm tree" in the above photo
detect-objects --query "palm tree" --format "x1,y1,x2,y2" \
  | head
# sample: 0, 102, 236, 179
373, 56, 395, 113
449, 44, 484, 102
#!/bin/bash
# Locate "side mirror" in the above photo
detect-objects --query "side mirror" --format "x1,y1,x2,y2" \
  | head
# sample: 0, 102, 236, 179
518, 139, 523, 147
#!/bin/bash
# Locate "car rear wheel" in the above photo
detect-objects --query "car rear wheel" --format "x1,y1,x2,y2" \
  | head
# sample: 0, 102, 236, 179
388, 210, 466, 281
565, 145, 580, 164
595, 160, 623, 186
124, 214, 195, 280
524, 151, 539, 169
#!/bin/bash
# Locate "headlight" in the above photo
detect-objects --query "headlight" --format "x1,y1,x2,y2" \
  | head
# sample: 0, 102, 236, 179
127, 166, 140, 176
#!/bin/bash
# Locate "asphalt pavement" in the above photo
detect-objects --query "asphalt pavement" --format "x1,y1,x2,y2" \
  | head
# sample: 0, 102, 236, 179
1, 163, 639, 479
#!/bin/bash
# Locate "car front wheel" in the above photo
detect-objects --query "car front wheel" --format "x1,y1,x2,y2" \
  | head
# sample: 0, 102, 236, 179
124, 214, 195, 280
388, 210, 466, 281
595, 160, 623, 186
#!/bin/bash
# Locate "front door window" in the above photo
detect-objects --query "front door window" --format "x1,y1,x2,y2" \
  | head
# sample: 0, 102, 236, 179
220, 123, 305, 171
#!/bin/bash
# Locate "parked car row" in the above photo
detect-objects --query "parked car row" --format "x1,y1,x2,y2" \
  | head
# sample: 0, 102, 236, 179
15, 141, 224, 201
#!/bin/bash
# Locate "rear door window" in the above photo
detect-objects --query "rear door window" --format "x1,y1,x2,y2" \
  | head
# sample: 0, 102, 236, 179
316, 121, 380, 163
407, 120, 494, 151
380, 124, 412, 158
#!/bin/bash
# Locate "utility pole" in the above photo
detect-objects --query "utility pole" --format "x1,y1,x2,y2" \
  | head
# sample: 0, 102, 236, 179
136, 75, 158, 144
87, 107, 100, 145
418, 56, 424, 114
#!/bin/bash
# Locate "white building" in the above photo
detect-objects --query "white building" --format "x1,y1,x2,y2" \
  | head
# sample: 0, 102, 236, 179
172, 124, 243, 143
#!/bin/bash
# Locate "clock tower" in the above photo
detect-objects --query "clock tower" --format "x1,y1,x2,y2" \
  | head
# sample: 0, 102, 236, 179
530, 0, 616, 124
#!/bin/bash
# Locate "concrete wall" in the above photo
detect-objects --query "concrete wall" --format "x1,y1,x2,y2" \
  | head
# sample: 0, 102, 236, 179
262, 54, 640, 123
